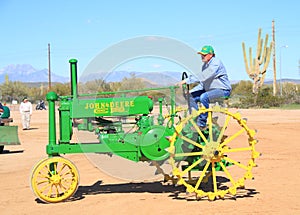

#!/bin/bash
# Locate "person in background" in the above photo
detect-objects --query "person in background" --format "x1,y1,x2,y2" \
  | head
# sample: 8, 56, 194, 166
19, 97, 33, 130
0, 102, 10, 119
0, 102, 3, 114
0, 102, 3, 125
36, 99, 46, 110
178, 45, 231, 130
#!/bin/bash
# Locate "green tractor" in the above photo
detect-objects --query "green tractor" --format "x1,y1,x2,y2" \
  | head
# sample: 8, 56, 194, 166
30, 59, 259, 202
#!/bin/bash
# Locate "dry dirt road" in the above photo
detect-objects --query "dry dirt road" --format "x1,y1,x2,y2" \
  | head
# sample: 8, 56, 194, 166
0, 108, 300, 215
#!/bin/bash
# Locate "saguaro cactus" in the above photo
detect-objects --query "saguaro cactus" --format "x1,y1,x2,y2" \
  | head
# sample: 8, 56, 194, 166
242, 28, 273, 94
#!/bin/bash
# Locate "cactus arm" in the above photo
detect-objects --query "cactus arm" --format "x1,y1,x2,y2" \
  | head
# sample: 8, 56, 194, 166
263, 34, 269, 60
256, 28, 262, 60
250, 47, 255, 76
259, 34, 269, 65
259, 42, 273, 88
242, 42, 250, 75
257, 39, 263, 64
262, 44, 273, 73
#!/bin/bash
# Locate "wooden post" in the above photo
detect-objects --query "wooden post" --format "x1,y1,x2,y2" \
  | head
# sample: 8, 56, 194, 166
272, 20, 277, 96
48, 43, 51, 90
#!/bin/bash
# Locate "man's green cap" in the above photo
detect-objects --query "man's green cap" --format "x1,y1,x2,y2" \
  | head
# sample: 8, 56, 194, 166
197, 45, 214, 55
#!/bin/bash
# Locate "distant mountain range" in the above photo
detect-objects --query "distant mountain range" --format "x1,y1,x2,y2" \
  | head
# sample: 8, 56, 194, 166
1, 64, 299, 86
0, 64, 69, 83
0, 64, 185, 86
264, 79, 300, 84
98, 70, 182, 86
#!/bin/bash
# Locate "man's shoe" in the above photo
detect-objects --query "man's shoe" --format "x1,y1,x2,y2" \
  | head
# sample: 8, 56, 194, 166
199, 125, 208, 131
191, 125, 207, 132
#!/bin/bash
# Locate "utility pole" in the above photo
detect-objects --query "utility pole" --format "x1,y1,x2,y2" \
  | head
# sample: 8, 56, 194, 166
272, 20, 276, 96
48, 43, 51, 90
299, 59, 300, 76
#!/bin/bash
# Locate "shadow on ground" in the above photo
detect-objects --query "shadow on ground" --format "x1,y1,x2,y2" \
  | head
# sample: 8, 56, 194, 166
0, 149, 24, 154
35, 178, 259, 204
69, 180, 259, 202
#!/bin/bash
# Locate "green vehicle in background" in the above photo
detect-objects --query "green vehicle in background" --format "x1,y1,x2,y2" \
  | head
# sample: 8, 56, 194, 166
0, 105, 20, 153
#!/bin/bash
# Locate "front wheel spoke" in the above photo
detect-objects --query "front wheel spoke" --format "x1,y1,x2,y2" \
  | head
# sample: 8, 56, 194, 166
175, 151, 203, 157
55, 184, 60, 197
53, 162, 57, 173
47, 184, 54, 197
46, 165, 53, 176
61, 177, 73, 184
60, 170, 72, 177
57, 163, 67, 174
37, 171, 50, 179
39, 183, 52, 193
36, 179, 50, 185
59, 182, 68, 191
39, 166, 48, 175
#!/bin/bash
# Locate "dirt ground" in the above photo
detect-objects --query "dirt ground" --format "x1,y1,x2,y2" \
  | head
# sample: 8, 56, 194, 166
0, 108, 300, 215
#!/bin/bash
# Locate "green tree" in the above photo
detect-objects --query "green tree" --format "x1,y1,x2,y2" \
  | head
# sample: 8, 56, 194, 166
79, 79, 112, 95
50, 83, 71, 96
231, 80, 253, 95
0, 76, 30, 103
118, 73, 145, 92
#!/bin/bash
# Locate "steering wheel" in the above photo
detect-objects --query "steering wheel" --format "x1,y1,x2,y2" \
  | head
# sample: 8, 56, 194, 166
181, 72, 189, 98
181, 72, 191, 113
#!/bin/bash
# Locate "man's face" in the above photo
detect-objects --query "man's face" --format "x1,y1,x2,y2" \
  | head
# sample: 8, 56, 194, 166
201, 53, 213, 63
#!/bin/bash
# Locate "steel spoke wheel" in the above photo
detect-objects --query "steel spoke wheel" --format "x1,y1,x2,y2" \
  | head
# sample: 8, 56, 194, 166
31, 156, 79, 203
168, 106, 259, 200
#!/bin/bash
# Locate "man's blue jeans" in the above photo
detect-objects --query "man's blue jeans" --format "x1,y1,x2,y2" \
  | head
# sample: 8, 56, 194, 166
189, 89, 231, 127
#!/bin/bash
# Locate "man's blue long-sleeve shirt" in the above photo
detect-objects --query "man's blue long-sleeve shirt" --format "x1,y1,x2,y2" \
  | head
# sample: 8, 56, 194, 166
185, 57, 231, 93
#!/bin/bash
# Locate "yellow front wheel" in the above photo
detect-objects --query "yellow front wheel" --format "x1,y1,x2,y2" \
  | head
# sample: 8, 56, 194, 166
31, 157, 79, 203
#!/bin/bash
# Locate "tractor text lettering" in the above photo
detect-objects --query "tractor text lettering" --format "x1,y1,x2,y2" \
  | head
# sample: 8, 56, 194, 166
84, 101, 135, 113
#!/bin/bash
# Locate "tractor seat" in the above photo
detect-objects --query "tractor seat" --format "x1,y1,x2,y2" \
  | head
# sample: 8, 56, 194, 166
210, 96, 230, 108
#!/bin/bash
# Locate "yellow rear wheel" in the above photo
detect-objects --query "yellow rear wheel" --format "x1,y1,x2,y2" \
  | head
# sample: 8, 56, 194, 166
31, 156, 79, 203
169, 106, 259, 200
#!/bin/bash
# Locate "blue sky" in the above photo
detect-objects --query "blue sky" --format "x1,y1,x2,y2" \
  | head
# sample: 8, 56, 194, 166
0, 0, 299, 81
